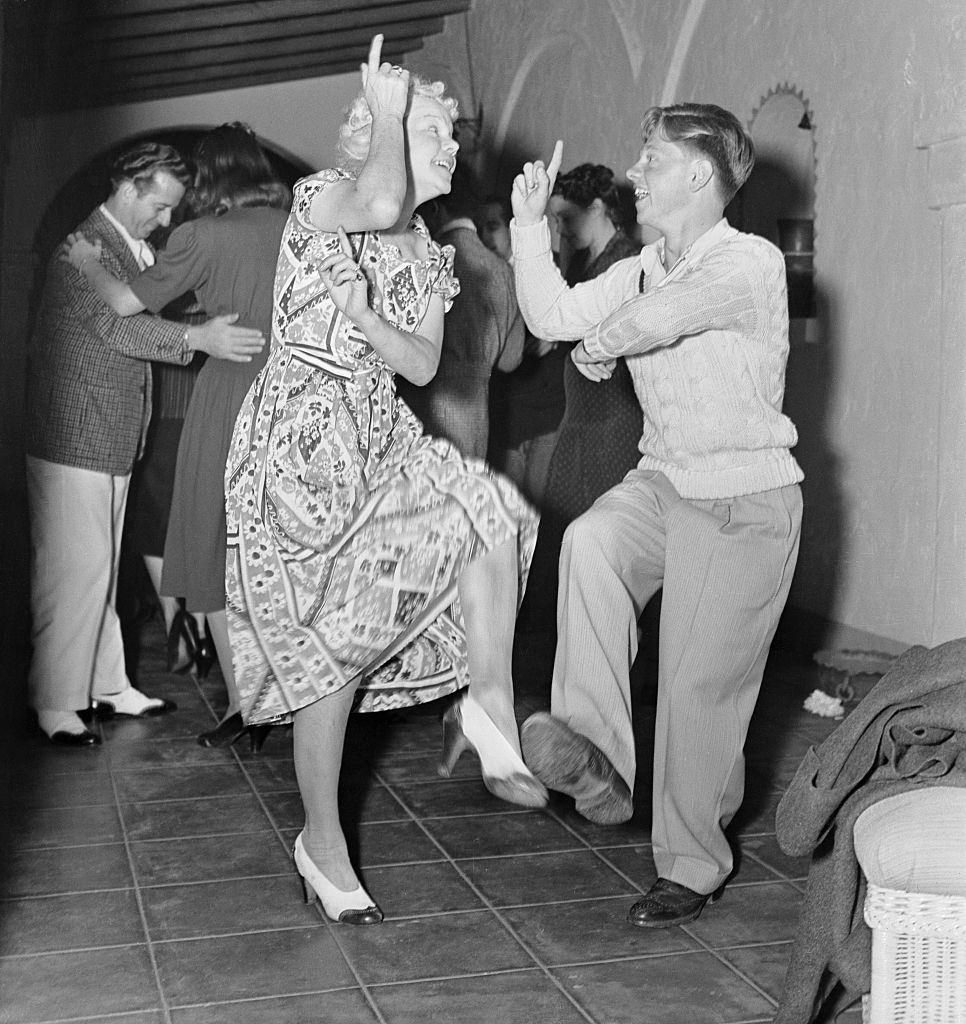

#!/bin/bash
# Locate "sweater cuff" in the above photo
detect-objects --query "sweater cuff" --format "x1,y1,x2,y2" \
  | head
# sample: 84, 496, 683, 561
510, 217, 553, 259
582, 323, 609, 360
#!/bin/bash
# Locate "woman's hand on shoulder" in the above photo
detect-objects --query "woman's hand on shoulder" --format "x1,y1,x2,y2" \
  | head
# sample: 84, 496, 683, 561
59, 231, 102, 272
360, 34, 409, 124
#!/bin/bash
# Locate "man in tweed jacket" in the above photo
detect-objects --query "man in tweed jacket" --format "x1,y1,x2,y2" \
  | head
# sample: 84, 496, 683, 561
25, 141, 265, 745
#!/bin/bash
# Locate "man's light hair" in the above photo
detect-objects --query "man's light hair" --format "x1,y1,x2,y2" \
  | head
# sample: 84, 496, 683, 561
640, 103, 754, 203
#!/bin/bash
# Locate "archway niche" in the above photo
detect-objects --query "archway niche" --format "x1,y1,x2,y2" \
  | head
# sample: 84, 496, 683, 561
734, 87, 818, 330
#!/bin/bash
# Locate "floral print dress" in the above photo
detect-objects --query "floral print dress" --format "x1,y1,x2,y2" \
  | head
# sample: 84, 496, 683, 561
225, 169, 538, 722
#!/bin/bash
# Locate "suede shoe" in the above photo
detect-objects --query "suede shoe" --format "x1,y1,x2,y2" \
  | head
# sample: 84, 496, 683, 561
520, 712, 633, 824
628, 877, 723, 928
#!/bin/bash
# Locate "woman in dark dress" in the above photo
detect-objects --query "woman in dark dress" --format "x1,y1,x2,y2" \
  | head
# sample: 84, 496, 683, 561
525, 164, 643, 634
64, 123, 291, 748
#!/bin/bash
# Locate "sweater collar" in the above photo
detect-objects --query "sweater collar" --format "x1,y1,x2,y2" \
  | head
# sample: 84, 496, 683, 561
640, 217, 734, 278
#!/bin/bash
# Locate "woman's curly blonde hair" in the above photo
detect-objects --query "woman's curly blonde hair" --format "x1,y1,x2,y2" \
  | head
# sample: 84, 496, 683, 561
338, 76, 459, 169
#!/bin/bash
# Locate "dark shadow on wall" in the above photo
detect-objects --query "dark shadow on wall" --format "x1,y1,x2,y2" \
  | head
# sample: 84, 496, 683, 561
730, 158, 844, 660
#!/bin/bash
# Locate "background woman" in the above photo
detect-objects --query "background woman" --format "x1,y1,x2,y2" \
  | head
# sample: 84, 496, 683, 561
65, 123, 290, 749
223, 36, 542, 925
523, 164, 643, 637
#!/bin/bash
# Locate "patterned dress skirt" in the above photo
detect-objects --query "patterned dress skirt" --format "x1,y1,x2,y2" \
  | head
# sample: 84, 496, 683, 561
225, 350, 538, 724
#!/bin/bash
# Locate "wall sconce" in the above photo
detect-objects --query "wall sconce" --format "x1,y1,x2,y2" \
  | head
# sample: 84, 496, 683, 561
778, 217, 816, 319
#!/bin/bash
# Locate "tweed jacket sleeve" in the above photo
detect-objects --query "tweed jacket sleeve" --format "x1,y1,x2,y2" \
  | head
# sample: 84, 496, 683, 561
24, 208, 191, 475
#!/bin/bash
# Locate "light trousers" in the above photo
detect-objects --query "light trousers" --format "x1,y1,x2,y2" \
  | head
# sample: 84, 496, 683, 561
552, 469, 802, 893
27, 456, 132, 712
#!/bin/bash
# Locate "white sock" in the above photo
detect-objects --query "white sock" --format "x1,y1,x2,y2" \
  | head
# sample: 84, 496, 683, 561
37, 710, 87, 738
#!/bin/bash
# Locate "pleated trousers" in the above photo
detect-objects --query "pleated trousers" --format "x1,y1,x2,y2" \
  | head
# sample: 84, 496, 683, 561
27, 456, 132, 712
552, 469, 802, 893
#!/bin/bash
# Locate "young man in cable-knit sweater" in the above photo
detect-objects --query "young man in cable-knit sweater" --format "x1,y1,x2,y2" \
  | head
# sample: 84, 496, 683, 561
509, 104, 803, 928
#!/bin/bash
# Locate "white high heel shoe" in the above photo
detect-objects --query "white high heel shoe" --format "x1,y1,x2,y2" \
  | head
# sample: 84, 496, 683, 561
438, 691, 548, 808
293, 833, 383, 925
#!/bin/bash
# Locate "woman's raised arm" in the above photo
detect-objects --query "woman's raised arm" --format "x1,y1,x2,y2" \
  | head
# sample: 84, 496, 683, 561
309, 35, 411, 234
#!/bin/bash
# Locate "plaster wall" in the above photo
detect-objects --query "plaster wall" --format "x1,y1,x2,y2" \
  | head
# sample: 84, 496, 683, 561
415, 0, 966, 648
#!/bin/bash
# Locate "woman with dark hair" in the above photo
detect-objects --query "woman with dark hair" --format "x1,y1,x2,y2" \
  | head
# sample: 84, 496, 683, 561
64, 122, 291, 750
525, 164, 643, 633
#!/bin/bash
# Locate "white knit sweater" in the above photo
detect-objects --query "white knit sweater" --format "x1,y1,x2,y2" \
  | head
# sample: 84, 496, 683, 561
511, 217, 803, 500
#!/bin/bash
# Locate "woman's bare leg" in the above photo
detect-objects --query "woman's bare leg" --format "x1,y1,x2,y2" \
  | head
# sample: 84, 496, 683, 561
456, 537, 520, 751
206, 609, 242, 715
143, 555, 180, 636
294, 682, 362, 891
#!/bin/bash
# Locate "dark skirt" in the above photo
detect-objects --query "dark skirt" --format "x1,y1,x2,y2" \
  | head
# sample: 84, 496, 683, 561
161, 349, 268, 612
125, 417, 184, 558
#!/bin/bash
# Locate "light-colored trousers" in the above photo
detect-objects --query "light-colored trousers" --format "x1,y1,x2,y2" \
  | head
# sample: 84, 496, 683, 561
552, 469, 802, 893
27, 456, 132, 712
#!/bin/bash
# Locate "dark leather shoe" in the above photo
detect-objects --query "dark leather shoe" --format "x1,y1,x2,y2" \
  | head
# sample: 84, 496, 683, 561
628, 878, 723, 928
520, 712, 633, 824
49, 729, 101, 747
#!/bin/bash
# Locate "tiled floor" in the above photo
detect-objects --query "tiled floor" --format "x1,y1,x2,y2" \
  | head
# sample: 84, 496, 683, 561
0, 615, 867, 1024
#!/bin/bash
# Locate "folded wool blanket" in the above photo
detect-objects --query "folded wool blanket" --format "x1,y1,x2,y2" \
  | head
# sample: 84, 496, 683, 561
774, 637, 966, 1024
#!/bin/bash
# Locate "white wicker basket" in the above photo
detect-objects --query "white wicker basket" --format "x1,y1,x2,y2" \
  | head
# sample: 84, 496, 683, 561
863, 882, 966, 1023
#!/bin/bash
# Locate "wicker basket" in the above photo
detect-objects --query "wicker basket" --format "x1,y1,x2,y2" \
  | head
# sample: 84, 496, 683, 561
863, 883, 966, 1023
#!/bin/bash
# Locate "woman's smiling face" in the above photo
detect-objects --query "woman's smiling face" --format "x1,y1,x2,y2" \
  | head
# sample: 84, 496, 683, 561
407, 95, 459, 205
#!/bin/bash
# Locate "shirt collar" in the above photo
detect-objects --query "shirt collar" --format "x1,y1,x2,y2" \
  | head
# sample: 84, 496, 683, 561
639, 217, 734, 277
99, 204, 154, 267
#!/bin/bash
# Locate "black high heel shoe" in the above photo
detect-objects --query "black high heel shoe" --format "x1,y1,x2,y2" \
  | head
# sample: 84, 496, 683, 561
166, 602, 197, 675
197, 712, 272, 752
184, 616, 216, 680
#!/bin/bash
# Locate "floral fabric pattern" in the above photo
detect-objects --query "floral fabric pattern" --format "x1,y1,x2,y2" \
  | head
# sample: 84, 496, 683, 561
226, 168, 537, 722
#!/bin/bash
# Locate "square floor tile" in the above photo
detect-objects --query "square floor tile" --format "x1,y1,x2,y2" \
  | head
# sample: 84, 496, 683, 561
336, 911, 532, 984
363, 860, 485, 918
717, 941, 794, 1001
501, 895, 698, 966
374, 748, 479, 784
547, 802, 654, 847
422, 809, 579, 859
1, 889, 144, 954
371, 970, 591, 1024
1, 769, 117, 810
737, 834, 811, 881
684, 882, 803, 948
354, 818, 444, 867
107, 737, 236, 768
113, 764, 253, 803
169, 989, 380, 1023
552, 951, 776, 1023
6, 804, 123, 850
0, 842, 133, 897
244, 758, 299, 793
154, 928, 356, 1005
457, 850, 635, 907
593, 844, 657, 890
391, 778, 513, 818
121, 793, 270, 841
0, 944, 160, 1022
130, 831, 291, 886
140, 876, 320, 940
